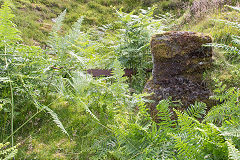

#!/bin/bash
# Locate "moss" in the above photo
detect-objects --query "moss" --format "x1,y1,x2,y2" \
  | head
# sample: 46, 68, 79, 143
151, 31, 212, 59
145, 31, 213, 121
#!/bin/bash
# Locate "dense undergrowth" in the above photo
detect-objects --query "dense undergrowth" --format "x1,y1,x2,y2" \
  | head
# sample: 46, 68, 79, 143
0, 0, 240, 159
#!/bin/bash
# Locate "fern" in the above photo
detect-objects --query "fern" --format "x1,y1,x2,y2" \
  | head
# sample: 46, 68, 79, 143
52, 9, 66, 33
114, 7, 173, 93
172, 111, 201, 159
65, 17, 84, 44
186, 102, 207, 119
226, 140, 240, 160
156, 99, 175, 127
44, 106, 69, 137
175, 109, 200, 132
0, 142, 18, 160
47, 10, 88, 74
0, 0, 21, 47
213, 19, 240, 30
0, 0, 22, 147
221, 128, 240, 138
206, 5, 240, 63
28, 90, 69, 137
110, 59, 128, 97
226, 5, 240, 12
205, 85, 240, 123
171, 102, 230, 160
111, 59, 127, 83
56, 58, 177, 159
172, 133, 200, 159
48, 9, 66, 54
232, 35, 240, 46
206, 43, 240, 56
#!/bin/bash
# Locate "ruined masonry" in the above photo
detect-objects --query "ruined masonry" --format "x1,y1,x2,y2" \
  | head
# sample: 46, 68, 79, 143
144, 31, 213, 119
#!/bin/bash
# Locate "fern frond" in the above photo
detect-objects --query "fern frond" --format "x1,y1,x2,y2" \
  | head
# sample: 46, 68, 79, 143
0, 142, 18, 160
32, 99, 69, 137
0, 0, 21, 47
226, 140, 240, 160
0, 77, 10, 82
156, 99, 175, 127
48, 9, 66, 53
174, 109, 199, 132
205, 87, 240, 123
213, 19, 240, 30
211, 85, 235, 102
67, 71, 93, 96
186, 102, 207, 119
110, 59, 128, 96
221, 128, 240, 138
78, 98, 100, 122
204, 103, 230, 123
171, 133, 199, 159
226, 5, 240, 12
44, 106, 69, 137
66, 17, 84, 43
111, 59, 126, 82
232, 35, 240, 46
206, 43, 240, 55
51, 9, 66, 33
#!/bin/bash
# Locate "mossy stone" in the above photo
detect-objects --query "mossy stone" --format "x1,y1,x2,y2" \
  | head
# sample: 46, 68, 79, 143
145, 31, 213, 120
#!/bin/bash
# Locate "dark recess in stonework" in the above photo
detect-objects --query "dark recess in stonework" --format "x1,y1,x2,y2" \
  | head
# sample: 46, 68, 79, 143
87, 69, 152, 77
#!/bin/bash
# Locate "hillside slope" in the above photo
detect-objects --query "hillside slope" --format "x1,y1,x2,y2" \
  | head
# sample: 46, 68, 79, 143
11, 0, 205, 46
11, 0, 153, 46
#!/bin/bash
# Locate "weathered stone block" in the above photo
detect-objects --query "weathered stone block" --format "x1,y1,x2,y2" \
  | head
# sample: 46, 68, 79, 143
144, 31, 213, 119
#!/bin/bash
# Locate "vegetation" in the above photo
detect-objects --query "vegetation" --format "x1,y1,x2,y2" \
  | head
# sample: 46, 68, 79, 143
10, 0, 236, 46
9, 0, 156, 46
0, 0, 240, 159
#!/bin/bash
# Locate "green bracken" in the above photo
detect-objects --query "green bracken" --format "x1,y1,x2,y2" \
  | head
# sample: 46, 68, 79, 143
0, 0, 240, 159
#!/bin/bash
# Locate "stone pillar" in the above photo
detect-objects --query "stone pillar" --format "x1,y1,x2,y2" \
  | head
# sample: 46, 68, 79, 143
144, 31, 213, 119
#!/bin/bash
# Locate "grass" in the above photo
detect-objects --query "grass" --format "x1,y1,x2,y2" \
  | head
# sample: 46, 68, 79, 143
178, 7, 240, 87
11, 0, 118, 46
10, 0, 203, 46
10, 0, 152, 46
16, 98, 109, 159
182, 10, 240, 44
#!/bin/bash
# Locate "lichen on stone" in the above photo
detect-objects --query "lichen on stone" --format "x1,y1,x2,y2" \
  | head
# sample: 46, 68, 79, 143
151, 31, 212, 59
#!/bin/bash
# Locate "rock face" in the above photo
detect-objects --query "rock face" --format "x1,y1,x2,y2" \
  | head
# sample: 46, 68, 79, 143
144, 31, 213, 119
